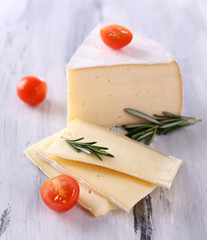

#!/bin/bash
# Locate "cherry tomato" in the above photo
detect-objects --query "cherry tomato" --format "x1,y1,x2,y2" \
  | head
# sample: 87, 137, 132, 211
17, 75, 47, 106
40, 175, 80, 212
100, 24, 133, 49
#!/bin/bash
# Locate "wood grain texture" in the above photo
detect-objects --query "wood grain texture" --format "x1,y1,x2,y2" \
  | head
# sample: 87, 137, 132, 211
0, 0, 207, 239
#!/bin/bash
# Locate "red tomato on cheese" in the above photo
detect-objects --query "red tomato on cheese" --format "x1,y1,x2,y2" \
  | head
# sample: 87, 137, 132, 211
100, 24, 133, 49
40, 175, 80, 212
17, 75, 47, 106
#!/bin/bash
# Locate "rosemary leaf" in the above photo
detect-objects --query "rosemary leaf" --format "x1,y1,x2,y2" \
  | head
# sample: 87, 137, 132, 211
124, 108, 160, 124
92, 146, 109, 150
92, 151, 103, 161
122, 123, 154, 129
68, 137, 85, 142
131, 127, 155, 139
159, 120, 187, 128
153, 114, 169, 118
158, 118, 183, 123
136, 131, 154, 141
163, 112, 181, 118
145, 128, 157, 145
158, 123, 193, 135
71, 141, 97, 146
65, 142, 80, 153
74, 146, 91, 154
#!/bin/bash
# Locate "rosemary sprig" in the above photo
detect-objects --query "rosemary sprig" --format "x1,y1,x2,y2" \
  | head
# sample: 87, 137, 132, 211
61, 137, 114, 161
122, 108, 201, 145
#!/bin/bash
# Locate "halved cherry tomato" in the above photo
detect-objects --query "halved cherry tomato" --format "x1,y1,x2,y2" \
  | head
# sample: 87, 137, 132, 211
17, 75, 47, 106
100, 24, 133, 49
40, 175, 80, 212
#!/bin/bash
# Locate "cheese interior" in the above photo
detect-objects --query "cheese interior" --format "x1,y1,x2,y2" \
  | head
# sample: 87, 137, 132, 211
45, 119, 183, 188
67, 62, 182, 127
37, 134, 156, 212
24, 140, 116, 217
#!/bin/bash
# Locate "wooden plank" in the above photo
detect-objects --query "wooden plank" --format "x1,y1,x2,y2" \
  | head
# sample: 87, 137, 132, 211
0, 0, 207, 239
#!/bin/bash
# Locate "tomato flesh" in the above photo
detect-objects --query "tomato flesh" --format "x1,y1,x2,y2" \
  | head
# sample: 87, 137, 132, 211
100, 24, 133, 49
17, 75, 47, 106
40, 175, 80, 212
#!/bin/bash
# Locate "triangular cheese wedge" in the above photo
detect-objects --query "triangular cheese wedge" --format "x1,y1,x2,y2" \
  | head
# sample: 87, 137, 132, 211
67, 24, 182, 126
36, 133, 156, 212
24, 138, 117, 217
45, 119, 184, 188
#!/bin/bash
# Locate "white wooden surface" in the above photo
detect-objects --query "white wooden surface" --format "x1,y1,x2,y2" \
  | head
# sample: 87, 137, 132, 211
0, 0, 207, 239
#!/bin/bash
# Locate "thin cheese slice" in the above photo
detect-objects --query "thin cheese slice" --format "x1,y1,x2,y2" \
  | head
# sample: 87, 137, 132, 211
36, 134, 156, 212
67, 24, 182, 126
24, 139, 117, 217
45, 119, 184, 188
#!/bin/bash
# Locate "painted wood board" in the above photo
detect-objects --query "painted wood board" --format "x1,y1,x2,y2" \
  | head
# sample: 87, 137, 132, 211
0, 0, 207, 239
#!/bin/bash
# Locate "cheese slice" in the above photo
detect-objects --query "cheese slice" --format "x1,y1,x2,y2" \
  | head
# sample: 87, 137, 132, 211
67, 24, 183, 126
36, 134, 156, 212
24, 139, 117, 217
45, 119, 184, 188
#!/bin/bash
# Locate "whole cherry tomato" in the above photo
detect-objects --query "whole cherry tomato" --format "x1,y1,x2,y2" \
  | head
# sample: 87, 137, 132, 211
17, 75, 47, 106
100, 24, 133, 49
40, 175, 80, 212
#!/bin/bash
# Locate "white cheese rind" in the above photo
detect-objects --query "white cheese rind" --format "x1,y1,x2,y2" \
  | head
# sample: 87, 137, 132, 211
45, 119, 184, 189
36, 134, 156, 212
24, 139, 116, 217
67, 24, 175, 69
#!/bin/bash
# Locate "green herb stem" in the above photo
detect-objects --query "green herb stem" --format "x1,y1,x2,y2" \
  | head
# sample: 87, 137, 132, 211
123, 109, 201, 145
62, 137, 114, 161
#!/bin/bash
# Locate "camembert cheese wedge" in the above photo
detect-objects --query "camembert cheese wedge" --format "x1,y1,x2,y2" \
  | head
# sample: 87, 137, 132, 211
45, 119, 184, 189
67, 24, 183, 126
